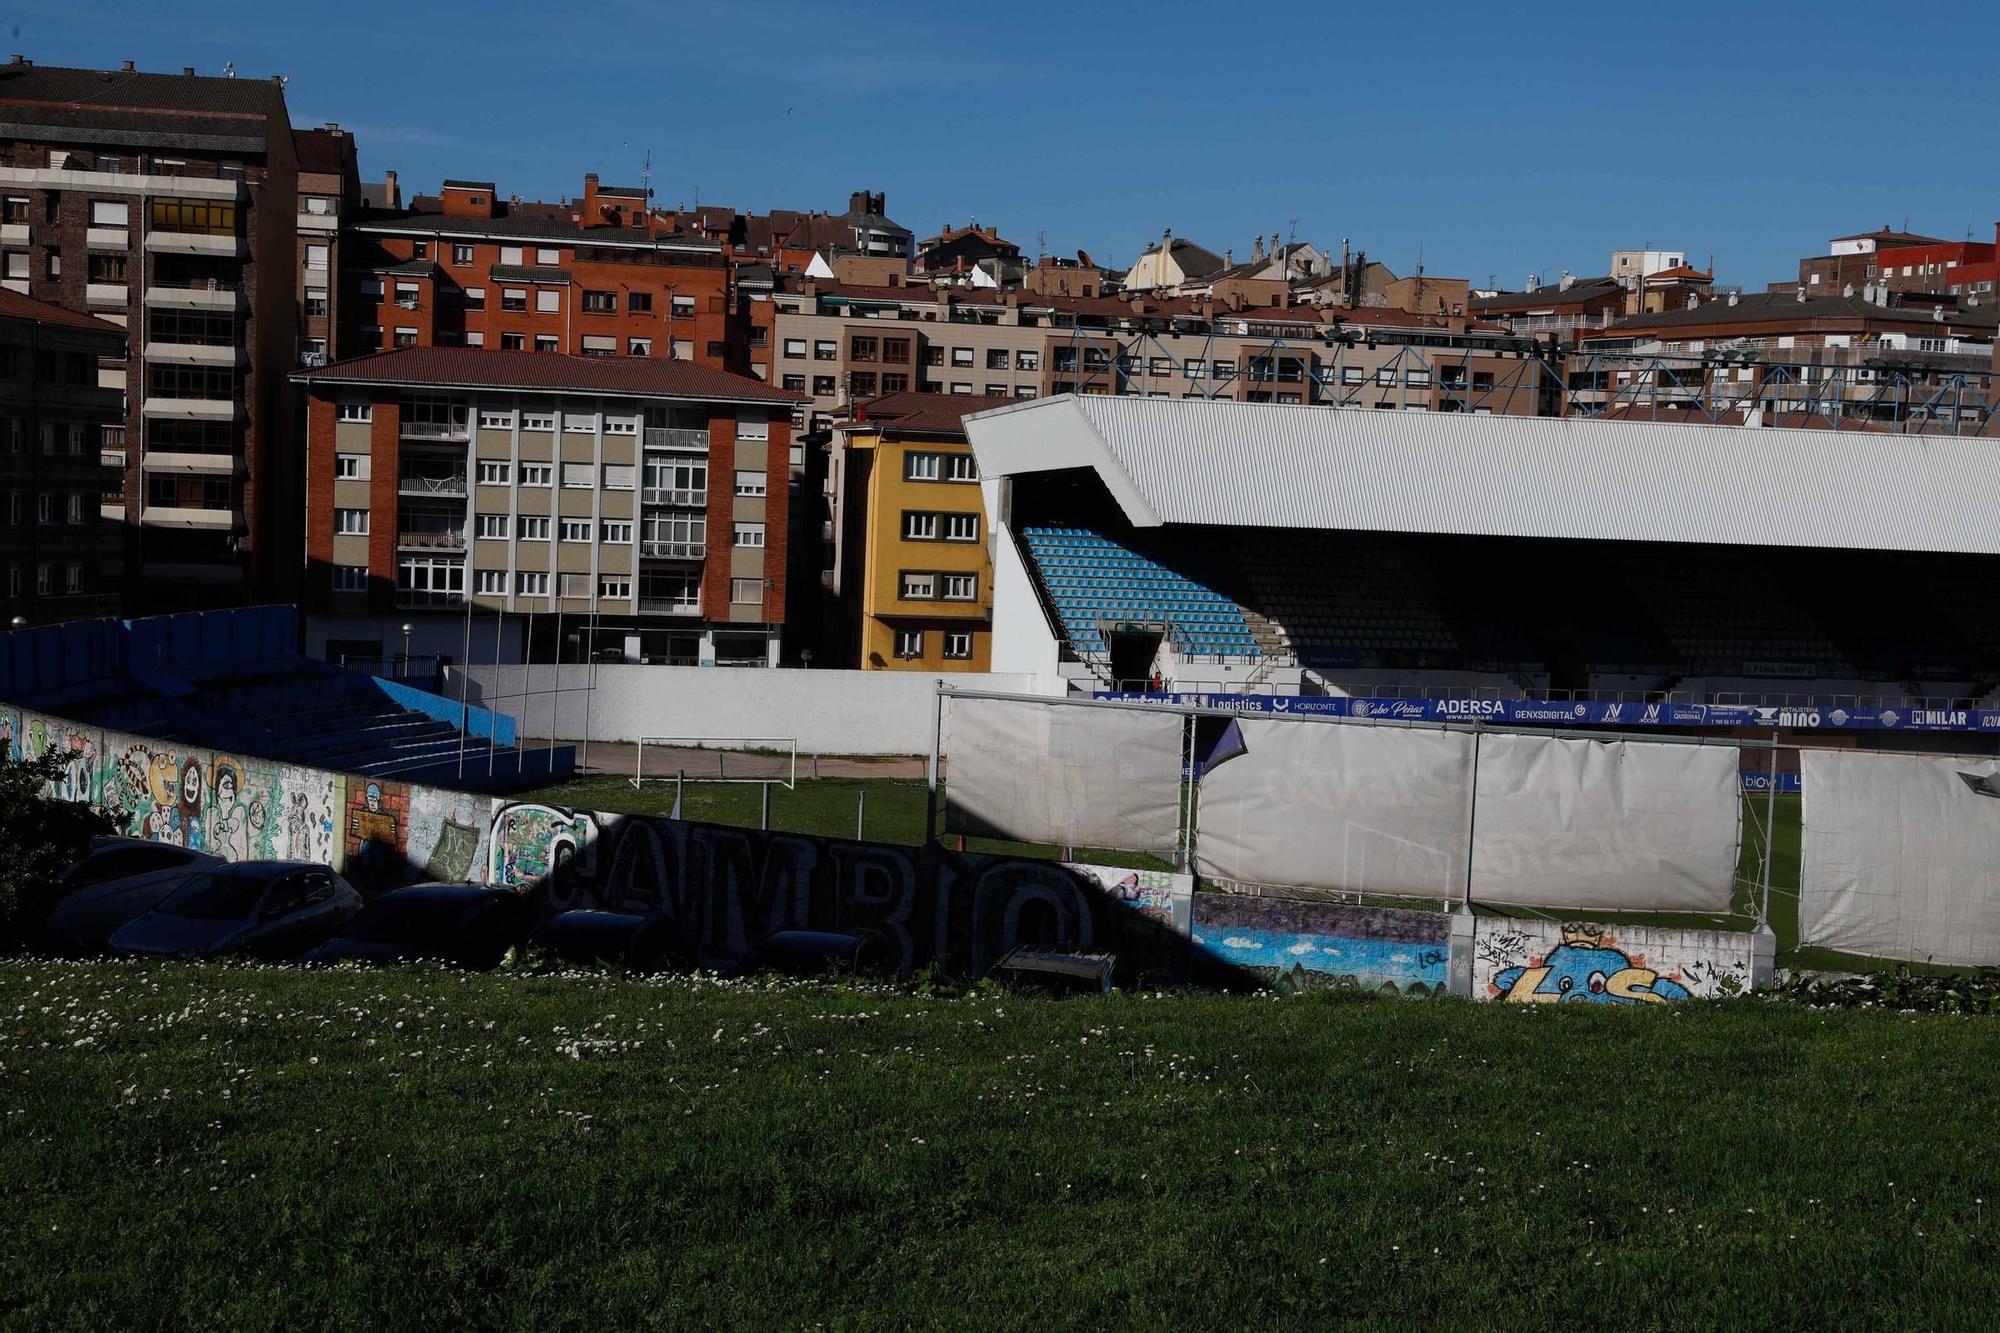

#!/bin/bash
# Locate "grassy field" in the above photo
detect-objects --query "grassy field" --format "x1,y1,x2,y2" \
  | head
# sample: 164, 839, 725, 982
4, 961, 1998, 1329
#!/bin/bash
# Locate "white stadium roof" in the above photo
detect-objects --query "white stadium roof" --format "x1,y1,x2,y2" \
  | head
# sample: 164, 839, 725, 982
963, 395, 2000, 555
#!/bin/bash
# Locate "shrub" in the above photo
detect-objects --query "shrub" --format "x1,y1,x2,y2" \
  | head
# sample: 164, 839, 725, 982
0, 747, 113, 952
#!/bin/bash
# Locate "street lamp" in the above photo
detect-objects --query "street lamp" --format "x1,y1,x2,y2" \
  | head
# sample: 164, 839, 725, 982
7, 616, 25, 631
800, 648, 813, 670
401, 622, 414, 672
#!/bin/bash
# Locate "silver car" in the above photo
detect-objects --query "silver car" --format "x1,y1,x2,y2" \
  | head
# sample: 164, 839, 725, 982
43, 837, 226, 954
110, 862, 361, 961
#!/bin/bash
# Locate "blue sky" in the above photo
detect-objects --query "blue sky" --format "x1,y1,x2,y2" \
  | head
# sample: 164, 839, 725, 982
11, 0, 1997, 289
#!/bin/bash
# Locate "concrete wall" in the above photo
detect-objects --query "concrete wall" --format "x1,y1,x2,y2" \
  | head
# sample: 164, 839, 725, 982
454, 662, 1059, 755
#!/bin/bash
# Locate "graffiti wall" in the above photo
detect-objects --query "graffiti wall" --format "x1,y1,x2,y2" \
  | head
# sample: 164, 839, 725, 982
95, 728, 341, 866
1191, 895, 1451, 995
483, 800, 1192, 983
1472, 919, 1754, 1003
406, 785, 493, 886
21, 713, 100, 805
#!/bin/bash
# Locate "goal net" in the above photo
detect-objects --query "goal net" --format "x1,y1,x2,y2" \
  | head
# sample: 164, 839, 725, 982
632, 737, 799, 789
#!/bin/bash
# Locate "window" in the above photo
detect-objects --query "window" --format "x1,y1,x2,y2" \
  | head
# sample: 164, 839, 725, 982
601, 414, 637, 437
581, 334, 617, 357
943, 454, 977, 482
501, 332, 526, 351
478, 410, 515, 432
501, 289, 528, 312
35, 562, 50, 596
733, 470, 766, 497
905, 452, 941, 481
941, 573, 977, 600
394, 327, 418, 348
949, 383, 972, 395
904, 512, 938, 540
335, 508, 370, 534
536, 247, 560, 265
303, 291, 327, 318
1375, 367, 1395, 385
882, 337, 911, 364
335, 400, 372, 423
783, 338, 807, 359
463, 510, 509, 541
333, 565, 368, 593
782, 374, 805, 392
732, 522, 765, 548
535, 289, 560, 314
594, 577, 630, 601
628, 292, 652, 313
1013, 385, 1037, 399
475, 569, 507, 595
813, 340, 837, 361
558, 572, 590, 599
500, 246, 524, 266
900, 572, 935, 600
985, 384, 1006, 397
1016, 350, 1039, 372
850, 335, 879, 363
627, 337, 652, 357
559, 518, 592, 542
583, 289, 617, 313
944, 512, 978, 541
731, 577, 762, 604
894, 629, 923, 659
334, 454, 366, 480
452, 244, 474, 265
90, 199, 128, 228
561, 462, 594, 488
811, 375, 835, 396
943, 631, 972, 660
602, 464, 635, 490
850, 371, 877, 397
1, 196, 26, 224
517, 515, 550, 540
305, 243, 327, 271
883, 372, 910, 393
3, 253, 26, 281
463, 287, 486, 310
979, 348, 1005, 371
66, 493, 83, 525
600, 520, 632, 544
411, 241, 428, 259
534, 334, 558, 353
516, 571, 550, 596
672, 295, 696, 318
518, 463, 552, 487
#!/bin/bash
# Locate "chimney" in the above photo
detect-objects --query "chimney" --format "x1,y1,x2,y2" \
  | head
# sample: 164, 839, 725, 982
1525, 272, 1540, 293
1933, 305, 1946, 322
1843, 283, 1854, 297
1686, 293, 1699, 310
120, 59, 135, 72
1727, 291, 1739, 306
8, 55, 26, 65
383, 168, 398, 206
1224, 249, 1233, 266
1558, 270, 1575, 292
1271, 232, 1281, 258
1796, 286, 1807, 302
182, 66, 196, 76
1252, 235, 1264, 262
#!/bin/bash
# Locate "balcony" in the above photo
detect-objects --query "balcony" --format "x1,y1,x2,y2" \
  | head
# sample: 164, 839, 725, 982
0, 222, 26, 245
143, 279, 245, 312
146, 341, 243, 368
0, 163, 241, 200
642, 486, 706, 508
85, 282, 130, 309
393, 294, 421, 310
395, 587, 466, 609
398, 472, 467, 497
84, 226, 131, 251
144, 231, 247, 259
141, 451, 236, 475
140, 505, 238, 530
142, 397, 240, 422
397, 529, 467, 552
639, 539, 705, 560
637, 597, 701, 616
296, 210, 339, 233
644, 427, 709, 451
400, 420, 469, 442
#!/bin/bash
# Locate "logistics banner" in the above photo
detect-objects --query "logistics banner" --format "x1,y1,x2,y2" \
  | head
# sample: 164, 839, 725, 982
1094, 692, 2000, 733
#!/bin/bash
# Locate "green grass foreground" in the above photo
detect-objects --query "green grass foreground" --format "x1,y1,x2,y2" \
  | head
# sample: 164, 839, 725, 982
4, 962, 1999, 1329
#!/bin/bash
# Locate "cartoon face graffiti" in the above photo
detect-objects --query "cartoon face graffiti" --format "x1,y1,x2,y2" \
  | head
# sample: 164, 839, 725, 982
1490, 927, 1694, 1004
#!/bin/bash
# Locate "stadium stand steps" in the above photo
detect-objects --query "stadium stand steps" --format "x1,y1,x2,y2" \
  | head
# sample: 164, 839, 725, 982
1019, 526, 1262, 660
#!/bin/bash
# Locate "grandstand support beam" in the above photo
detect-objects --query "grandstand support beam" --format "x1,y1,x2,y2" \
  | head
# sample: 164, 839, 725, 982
1758, 731, 1779, 927
1459, 725, 1482, 910
926, 680, 945, 847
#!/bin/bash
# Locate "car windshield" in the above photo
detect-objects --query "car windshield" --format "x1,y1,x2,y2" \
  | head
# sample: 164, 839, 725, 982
157, 870, 266, 920
340, 898, 480, 946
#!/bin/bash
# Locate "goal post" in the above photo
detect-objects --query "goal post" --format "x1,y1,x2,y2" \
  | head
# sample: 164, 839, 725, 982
631, 737, 799, 789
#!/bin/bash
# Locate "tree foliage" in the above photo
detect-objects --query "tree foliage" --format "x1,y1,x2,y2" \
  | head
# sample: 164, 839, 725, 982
0, 748, 114, 952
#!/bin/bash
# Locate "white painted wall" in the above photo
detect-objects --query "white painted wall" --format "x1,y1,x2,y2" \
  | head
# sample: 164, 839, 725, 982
988, 522, 1063, 679
453, 663, 1060, 755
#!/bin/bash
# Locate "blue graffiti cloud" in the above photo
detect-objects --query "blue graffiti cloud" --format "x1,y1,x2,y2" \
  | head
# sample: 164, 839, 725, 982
1492, 940, 1694, 1005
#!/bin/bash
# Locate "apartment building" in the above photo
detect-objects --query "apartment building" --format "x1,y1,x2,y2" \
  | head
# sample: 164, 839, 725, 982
1469, 275, 1628, 337
1798, 226, 1956, 295
826, 393, 1007, 670
0, 289, 126, 622
0, 56, 299, 605
294, 347, 801, 666
1574, 288, 1998, 429
773, 280, 1556, 430
343, 176, 733, 369
293, 124, 360, 366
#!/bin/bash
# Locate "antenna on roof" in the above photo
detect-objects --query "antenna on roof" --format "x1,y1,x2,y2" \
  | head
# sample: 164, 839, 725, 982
221, 61, 235, 78
641, 148, 652, 200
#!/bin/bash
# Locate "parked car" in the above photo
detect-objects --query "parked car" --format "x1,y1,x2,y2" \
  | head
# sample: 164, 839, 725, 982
42, 837, 226, 954
301, 883, 534, 970
109, 862, 360, 961
530, 909, 685, 973
730, 928, 892, 979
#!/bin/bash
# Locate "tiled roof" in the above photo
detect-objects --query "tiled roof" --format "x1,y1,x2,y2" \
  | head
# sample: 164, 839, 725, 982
353, 210, 719, 252
849, 392, 1017, 437
488, 264, 571, 284
1470, 278, 1626, 314
1601, 291, 1999, 334
294, 346, 803, 404
1828, 227, 1949, 246
0, 287, 128, 336
441, 179, 496, 191
0, 61, 286, 116
292, 127, 355, 177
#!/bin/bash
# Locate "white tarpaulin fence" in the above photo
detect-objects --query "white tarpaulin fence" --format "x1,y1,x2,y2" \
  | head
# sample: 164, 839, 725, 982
1468, 733, 1742, 913
1195, 718, 1472, 898
943, 695, 1185, 853
1799, 750, 2000, 965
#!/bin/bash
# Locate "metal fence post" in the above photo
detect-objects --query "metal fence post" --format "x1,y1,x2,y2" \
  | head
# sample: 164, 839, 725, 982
856, 789, 866, 841
760, 780, 771, 831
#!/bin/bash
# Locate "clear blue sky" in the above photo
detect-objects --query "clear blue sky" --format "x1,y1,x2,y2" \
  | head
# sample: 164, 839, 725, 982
11, 0, 1997, 290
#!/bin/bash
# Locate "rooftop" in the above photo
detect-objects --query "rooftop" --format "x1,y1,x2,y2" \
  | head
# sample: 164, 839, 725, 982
1469, 277, 1626, 314
846, 392, 1018, 437
352, 209, 719, 253
293, 346, 802, 405
0, 286, 129, 336
1601, 291, 1999, 335
0, 59, 287, 117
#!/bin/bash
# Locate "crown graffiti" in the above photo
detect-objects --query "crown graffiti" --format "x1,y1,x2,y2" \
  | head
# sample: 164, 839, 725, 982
1559, 925, 1607, 948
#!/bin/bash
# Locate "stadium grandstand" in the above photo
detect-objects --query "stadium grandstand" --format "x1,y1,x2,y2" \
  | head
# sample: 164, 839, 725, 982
0, 607, 563, 789
965, 395, 2000, 713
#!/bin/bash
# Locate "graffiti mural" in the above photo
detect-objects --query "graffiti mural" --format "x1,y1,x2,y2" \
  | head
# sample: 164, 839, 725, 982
489, 802, 602, 900
406, 785, 492, 886
93, 731, 339, 865
0, 707, 18, 762
1192, 895, 1450, 994
21, 713, 100, 805
1475, 921, 1751, 1003
343, 778, 411, 894
278, 766, 340, 865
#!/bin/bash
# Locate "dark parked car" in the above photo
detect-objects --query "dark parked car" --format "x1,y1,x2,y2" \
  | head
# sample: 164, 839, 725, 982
108, 862, 360, 961
731, 928, 892, 979
43, 837, 226, 954
301, 883, 533, 970
530, 909, 685, 973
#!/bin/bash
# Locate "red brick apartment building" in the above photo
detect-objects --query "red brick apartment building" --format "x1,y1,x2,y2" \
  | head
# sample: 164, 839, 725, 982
0, 56, 298, 605
342, 176, 734, 371
293, 346, 801, 666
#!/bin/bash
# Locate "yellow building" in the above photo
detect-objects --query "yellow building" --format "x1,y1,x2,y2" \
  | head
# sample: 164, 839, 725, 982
831, 393, 1014, 670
